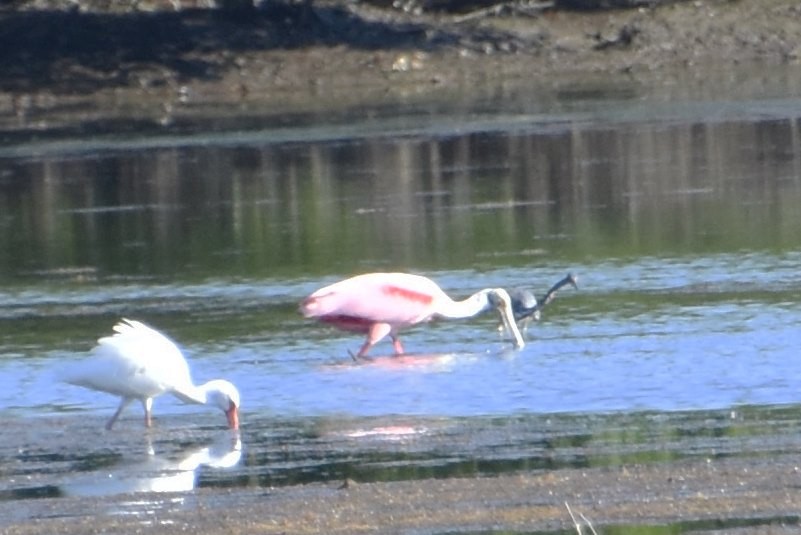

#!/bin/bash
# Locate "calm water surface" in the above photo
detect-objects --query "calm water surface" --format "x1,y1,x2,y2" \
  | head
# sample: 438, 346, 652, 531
2, 67, 801, 530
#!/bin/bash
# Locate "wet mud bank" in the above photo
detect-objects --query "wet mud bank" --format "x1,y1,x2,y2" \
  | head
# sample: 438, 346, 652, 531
4, 453, 801, 534
4, 409, 801, 534
1, 0, 800, 135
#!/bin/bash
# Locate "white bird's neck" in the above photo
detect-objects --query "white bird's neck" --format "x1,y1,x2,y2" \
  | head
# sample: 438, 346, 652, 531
171, 382, 214, 406
436, 290, 493, 319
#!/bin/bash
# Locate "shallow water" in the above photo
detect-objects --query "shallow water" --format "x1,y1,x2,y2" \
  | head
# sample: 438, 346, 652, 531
3, 251, 801, 420
2, 67, 801, 531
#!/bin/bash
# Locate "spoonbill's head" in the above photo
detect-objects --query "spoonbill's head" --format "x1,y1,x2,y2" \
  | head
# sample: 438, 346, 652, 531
486, 288, 525, 350
205, 379, 241, 430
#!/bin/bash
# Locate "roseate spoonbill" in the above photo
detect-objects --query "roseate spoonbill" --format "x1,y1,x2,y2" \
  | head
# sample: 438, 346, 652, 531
61, 319, 240, 430
510, 273, 578, 330
300, 272, 525, 359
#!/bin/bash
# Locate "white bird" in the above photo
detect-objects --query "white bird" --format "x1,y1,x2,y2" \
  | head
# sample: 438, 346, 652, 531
61, 319, 240, 430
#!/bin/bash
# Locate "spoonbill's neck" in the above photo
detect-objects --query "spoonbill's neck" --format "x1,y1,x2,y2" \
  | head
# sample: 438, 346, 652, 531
436, 290, 493, 319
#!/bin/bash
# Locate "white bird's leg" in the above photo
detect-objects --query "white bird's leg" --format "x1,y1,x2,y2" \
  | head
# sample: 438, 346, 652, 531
142, 398, 154, 428
106, 397, 133, 430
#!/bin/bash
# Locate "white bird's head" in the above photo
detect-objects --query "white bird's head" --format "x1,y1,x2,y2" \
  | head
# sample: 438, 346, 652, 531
203, 379, 241, 430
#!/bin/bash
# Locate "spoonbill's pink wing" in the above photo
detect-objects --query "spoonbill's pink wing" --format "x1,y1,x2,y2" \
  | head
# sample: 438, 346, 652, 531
301, 273, 445, 326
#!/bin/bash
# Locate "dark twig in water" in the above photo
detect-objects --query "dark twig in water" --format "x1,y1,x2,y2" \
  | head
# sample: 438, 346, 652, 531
510, 272, 578, 329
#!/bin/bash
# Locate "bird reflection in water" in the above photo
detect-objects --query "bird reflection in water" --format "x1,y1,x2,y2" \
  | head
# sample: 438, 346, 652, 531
60, 432, 242, 497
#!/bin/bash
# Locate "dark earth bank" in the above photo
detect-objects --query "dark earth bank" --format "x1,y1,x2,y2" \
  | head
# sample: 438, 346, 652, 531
1, 0, 800, 134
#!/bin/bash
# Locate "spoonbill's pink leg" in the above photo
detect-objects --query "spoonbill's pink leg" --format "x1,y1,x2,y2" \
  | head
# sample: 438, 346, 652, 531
356, 323, 394, 358
391, 335, 405, 355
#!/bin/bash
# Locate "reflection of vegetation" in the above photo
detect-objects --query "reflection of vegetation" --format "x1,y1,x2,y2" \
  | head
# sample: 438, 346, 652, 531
2, 114, 801, 284
71, 451, 124, 472
602, 515, 801, 535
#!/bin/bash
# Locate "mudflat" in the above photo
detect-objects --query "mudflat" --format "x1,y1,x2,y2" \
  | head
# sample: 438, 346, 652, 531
2, 408, 801, 533
4, 452, 801, 534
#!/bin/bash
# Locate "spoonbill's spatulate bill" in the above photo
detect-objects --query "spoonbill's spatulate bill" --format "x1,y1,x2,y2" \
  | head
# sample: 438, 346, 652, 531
61, 319, 240, 430
300, 272, 525, 359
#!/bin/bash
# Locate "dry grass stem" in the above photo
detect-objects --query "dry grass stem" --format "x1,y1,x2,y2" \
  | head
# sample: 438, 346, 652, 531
564, 502, 598, 535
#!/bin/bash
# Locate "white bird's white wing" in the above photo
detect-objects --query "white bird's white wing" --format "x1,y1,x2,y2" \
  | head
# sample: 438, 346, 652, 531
63, 319, 192, 399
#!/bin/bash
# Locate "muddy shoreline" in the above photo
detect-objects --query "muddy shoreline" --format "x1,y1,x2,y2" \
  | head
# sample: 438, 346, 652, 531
3, 408, 801, 534
4, 453, 801, 534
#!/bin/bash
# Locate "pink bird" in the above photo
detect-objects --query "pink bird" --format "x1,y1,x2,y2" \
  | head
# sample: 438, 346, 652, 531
300, 272, 525, 359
